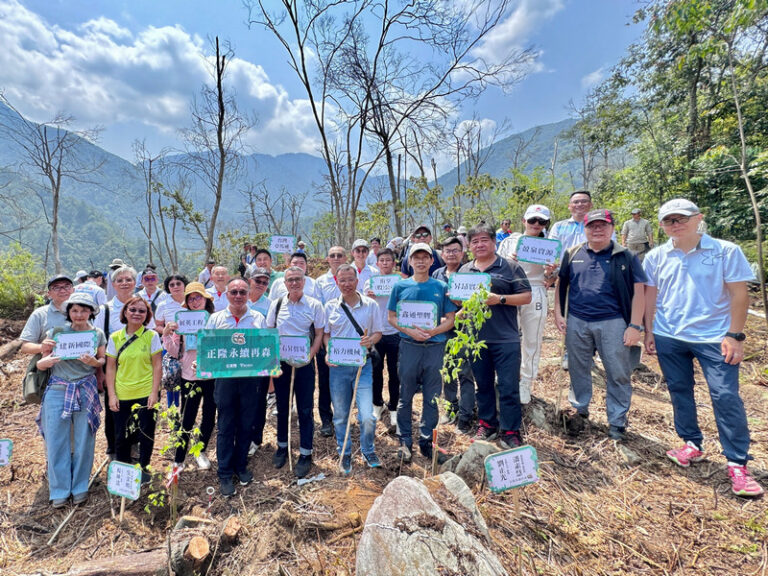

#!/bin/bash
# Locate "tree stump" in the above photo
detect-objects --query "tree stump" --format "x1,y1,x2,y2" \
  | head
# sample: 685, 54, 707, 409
169, 530, 211, 576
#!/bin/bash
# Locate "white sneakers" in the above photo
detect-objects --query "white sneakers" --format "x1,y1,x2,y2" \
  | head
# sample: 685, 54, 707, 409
248, 442, 260, 456
373, 404, 385, 421
195, 452, 211, 470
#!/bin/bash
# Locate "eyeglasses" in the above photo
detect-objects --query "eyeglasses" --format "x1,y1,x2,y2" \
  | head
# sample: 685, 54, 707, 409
228, 289, 248, 296
414, 232, 430, 239
328, 253, 345, 259
661, 216, 691, 226
353, 247, 368, 253
285, 277, 303, 284
526, 218, 549, 226
442, 248, 462, 255
252, 279, 269, 286
169, 281, 184, 287
187, 294, 204, 301
49, 284, 72, 292
127, 307, 147, 314
114, 277, 134, 284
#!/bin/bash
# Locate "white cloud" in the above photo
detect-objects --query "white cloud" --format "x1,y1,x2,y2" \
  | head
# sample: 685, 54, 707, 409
581, 66, 606, 89
0, 0, 319, 158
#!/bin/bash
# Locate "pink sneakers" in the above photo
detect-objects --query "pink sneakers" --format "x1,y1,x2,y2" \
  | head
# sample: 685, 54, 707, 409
666, 442, 704, 467
728, 465, 764, 497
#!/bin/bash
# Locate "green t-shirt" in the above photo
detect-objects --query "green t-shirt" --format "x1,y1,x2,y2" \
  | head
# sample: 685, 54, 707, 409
106, 326, 162, 400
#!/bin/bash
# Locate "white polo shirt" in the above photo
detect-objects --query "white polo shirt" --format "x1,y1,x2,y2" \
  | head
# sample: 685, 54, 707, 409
266, 294, 326, 336
316, 271, 341, 305
94, 297, 157, 335
643, 234, 754, 342
206, 307, 265, 329
74, 281, 107, 307
363, 279, 398, 336
269, 275, 322, 302
153, 297, 184, 325
207, 286, 229, 312
324, 293, 383, 338
354, 264, 379, 292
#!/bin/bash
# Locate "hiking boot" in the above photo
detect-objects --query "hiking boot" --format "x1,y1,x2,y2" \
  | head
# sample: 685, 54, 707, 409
220, 477, 236, 497
728, 465, 764, 497
319, 421, 334, 437
295, 455, 312, 479
397, 442, 412, 464
473, 420, 498, 442
238, 469, 253, 486
363, 452, 382, 468
52, 498, 68, 509
72, 492, 89, 505
195, 452, 211, 470
419, 442, 449, 465
273, 446, 288, 469
141, 471, 152, 486
666, 442, 703, 468
561, 352, 569, 371
608, 425, 627, 441
457, 419, 473, 435
499, 430, 523, 450
341, 454, 352, 475
563, 408, 589, 435
373, 404, 385, 421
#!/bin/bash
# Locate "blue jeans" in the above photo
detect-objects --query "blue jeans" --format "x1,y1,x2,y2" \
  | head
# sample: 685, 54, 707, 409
275, 361, 315, 455
397, 340, 445, 447
42, 385, 96, 500
329, 360, 375, 457
655, 334, 751, 465
565, 315, 637, 427
214, 376, 267, 479
471, 341, 522, 432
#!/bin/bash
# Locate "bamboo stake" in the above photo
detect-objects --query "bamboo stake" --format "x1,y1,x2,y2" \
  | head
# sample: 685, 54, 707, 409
287, 366, 296, 472
340, 363, 364, 471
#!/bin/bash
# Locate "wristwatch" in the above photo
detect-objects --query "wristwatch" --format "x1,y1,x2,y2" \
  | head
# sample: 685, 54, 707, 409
628, 323, 644, 332
499, 296, 507, 305
725, 331, 746, 341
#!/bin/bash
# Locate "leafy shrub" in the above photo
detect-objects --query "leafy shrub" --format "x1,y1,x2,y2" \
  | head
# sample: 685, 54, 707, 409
0, 243, 46, 318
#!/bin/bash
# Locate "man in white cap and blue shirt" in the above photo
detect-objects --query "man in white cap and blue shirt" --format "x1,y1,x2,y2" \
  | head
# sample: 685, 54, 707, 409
643, 198, 763, 497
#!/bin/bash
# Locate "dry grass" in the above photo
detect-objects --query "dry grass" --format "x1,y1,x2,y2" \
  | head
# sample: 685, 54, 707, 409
0, 312, 766, 575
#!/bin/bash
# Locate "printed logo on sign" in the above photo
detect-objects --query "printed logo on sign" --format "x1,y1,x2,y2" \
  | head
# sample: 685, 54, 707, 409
231, 332, 246, 345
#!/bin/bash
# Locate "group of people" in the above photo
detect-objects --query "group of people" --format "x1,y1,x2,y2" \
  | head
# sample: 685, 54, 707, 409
20, 191, 763, 506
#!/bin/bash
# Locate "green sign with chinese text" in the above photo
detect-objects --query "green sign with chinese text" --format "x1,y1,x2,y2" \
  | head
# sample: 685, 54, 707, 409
196, 328, 281, 379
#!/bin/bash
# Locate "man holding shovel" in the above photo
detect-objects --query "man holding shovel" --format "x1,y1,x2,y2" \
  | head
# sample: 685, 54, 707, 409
324, 264, 382, 474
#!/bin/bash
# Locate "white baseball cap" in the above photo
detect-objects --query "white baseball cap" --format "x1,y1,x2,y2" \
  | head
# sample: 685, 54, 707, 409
409, 242, 433, 256
523, 205, 551, 221
659, 198, 700, 221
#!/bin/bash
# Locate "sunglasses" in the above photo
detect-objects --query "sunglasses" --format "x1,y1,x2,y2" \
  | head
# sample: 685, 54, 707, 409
328, 253, 345, 259
169, 281, 184, 287
127, 307, 148, 314
527, 218, 549, 226
252, 279, 269, 286
661, 216, 691, 226
228, 289, 248, 296
414, 232, 430, 239
285, 277, 303, 284
143, 275, 158, 281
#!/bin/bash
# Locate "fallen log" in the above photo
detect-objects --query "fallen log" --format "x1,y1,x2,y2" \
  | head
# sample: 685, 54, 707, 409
64, 548, 167, 575
0, 339, 22, 362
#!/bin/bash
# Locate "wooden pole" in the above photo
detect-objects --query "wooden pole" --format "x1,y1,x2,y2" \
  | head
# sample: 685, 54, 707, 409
555, 290, 569, 422
431, 428, 439, 476
287, 366, 295, 472
119, 497, 126, 524
340, 363, 364, 471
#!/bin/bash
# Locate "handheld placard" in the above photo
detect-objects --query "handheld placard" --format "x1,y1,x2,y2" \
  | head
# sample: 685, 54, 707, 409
175, 310, 209, 336
396, 301, 438, 329
327, 337, 366, 367
448, 273, 491, 301
196, 328, 280, 379
269, 235, 296, 254
515, 236, 562, 266
52, 330, 99, 359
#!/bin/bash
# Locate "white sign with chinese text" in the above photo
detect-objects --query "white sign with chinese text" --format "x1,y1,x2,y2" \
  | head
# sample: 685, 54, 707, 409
0, 439, 13, 466
448, 273, 491, 301
515, 236, 562, 266
280, 335, 311, 367
327, 337, 366, 367
269, 235, 296, 255
484, 445, 540, 493
52, 330, 98, 360
175, 310, 209, 336
368, 274, 400, 297
107, 461, 142, 500
396, 300, 438, 330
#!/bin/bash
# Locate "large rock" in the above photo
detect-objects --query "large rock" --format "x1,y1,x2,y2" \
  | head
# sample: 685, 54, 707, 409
454, 440, 500, 488
356, 473, 507, 576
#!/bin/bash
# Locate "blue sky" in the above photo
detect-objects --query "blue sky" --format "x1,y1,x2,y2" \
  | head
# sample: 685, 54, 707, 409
0, 0, 643, 167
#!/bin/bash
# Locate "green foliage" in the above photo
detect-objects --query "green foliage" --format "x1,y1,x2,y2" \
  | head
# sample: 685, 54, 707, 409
441, 285, 491, 383
309, 212, 338, 256
355, 201, 393, 243
0, 243, 46, 318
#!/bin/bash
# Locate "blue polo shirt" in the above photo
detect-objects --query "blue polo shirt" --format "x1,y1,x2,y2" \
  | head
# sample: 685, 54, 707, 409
459, 256, 531, 343
643, 235, 754, 342
560, 242, 646, 322
387, 277, 457, 343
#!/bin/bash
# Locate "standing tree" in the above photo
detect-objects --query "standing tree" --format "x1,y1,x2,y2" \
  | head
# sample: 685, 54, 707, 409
180, 37, 255, 261
0, 95, 103, 273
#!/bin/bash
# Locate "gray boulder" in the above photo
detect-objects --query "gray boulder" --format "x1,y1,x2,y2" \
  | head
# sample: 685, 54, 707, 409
454, 440, 500, 488
356, 473, 507, 576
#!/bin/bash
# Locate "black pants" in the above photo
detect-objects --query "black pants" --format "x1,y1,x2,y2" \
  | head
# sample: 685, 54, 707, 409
250, 375, 271, 446
315, 346, 333, 425
174, 379, 216, 464
113, 397, 157, 470
103, 387, 115, 454
372, 333, 400, 411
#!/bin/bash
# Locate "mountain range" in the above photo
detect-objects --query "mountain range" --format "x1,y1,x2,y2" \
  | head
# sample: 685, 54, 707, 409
0, 101, 581, 272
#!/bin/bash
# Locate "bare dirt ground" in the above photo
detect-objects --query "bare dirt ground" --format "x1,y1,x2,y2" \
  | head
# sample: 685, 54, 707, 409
0, 311, 766, 575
